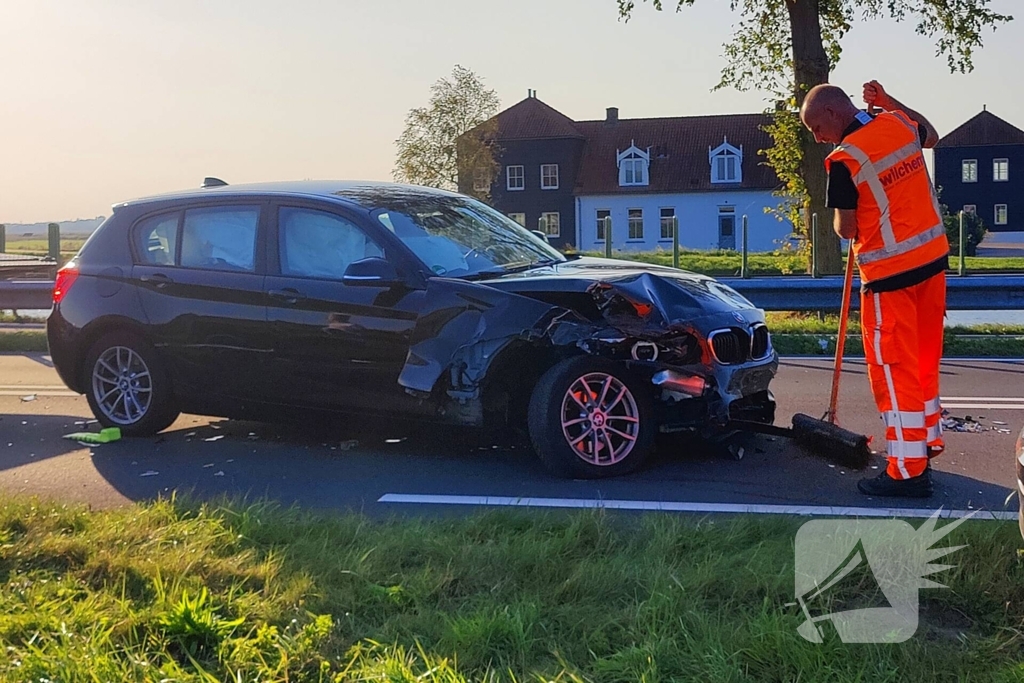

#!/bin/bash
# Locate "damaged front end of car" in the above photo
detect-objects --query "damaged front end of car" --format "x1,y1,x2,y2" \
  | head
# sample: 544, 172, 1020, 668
397, 266, 778, 436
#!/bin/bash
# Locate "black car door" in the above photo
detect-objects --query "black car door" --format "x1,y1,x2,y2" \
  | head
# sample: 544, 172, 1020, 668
264, 203, 423, 413
132, 202, 271, 402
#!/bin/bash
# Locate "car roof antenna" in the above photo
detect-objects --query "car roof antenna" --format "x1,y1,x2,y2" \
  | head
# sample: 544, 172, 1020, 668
202, 177, 228, 188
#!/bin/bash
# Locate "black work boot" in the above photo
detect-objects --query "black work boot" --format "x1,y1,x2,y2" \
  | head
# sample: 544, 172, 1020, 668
857, 466, 933, 498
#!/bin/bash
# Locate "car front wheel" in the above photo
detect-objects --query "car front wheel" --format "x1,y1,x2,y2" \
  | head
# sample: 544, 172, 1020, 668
528, 357, 656, 478
84, 332, 180, 436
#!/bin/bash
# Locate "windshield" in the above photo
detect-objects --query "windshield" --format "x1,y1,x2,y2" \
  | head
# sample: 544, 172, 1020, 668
371, 196, 566, 278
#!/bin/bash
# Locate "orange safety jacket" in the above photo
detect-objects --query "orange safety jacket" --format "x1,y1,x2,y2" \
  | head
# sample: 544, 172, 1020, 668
825, 111, 949, 283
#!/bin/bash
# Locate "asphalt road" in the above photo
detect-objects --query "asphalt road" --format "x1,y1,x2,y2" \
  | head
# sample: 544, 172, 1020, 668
1, 353, 1021, 519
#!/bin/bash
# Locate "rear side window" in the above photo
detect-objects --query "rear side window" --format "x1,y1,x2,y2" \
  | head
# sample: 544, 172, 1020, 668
181, 206, 259, 272
279, 207, 384, 280
135, 212, 180, 265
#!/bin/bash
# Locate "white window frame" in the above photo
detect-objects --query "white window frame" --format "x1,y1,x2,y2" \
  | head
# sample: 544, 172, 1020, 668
709, 139, 743, 184
540, 164, 559, 190
962, 159, 978, 183
995, 204, 1008, 226
539, 212, 560, 237
506, 165, 525, 191
617, 143, 650, 187
659, 208, 675, 241
596, 209, 610, 242
627, 208, 644, 241
472, 167, 490, 192
963, 204, 977, 215
507, 212, 526, 227
994, 158, 1009, 182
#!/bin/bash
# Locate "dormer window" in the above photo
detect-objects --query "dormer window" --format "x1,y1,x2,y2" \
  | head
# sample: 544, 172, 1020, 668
709, 138, 742, 184
617, 142, 650, 187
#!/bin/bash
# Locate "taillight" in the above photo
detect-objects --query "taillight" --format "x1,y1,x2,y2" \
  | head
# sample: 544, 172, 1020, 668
53, 263, 79, 305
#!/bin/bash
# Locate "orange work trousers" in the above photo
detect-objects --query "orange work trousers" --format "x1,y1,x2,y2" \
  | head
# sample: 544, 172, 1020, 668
860, 271, 946, 480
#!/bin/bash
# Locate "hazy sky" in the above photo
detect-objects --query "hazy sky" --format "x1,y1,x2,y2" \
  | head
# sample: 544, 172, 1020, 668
2, 0, 1020, 224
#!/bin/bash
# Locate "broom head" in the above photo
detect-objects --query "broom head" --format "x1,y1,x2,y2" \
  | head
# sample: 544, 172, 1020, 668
791, 413, 872, 470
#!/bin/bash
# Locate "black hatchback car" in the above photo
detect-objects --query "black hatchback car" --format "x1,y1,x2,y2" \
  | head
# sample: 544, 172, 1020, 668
48, 180, 778, 478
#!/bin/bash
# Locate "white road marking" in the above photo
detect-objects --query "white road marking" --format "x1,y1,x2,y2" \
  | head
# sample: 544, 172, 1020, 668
942, 404, 1024, 410
780, 357, 1024, 363
377, 494, 1017, 521
942, 397, 1024, 402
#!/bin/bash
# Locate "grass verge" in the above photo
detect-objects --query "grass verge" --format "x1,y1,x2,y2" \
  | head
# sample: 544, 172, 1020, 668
0, 496, 1022, 682
0, 330, 48, 353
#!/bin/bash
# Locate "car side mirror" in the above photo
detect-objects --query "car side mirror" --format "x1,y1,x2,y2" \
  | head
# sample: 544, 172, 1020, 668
342, 257, 402, 287
531, 230, 551, 244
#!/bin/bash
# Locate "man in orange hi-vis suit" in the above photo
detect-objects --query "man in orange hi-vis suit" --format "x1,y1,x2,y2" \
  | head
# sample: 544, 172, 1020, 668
801, 81, 948, 498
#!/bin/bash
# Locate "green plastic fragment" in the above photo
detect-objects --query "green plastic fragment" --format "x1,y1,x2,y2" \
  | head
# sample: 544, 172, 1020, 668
62, 427, 122, 444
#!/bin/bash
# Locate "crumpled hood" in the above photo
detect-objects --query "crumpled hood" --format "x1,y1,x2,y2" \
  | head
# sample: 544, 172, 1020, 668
479, 257, 762, 329
398, 258, 773, 401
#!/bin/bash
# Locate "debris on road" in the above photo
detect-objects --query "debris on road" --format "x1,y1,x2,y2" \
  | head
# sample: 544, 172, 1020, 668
20, 394, 36, 402
204, 435, 225, 442
942, 416, 987, 433
339, 440, 359, 451
203, 463, 215, 468
62, 427, 122, 444
185, 432, 197, 438
139, 470, 159, 477
247, 432, 259, 440
994, 421, 1009, 426
214, 471, 225, 477
385, 438, 406, 444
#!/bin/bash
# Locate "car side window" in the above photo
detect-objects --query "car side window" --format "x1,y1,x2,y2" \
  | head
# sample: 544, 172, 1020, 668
180, 206, 259, 272
135, 212, 180, 265
279, 207, 384, 280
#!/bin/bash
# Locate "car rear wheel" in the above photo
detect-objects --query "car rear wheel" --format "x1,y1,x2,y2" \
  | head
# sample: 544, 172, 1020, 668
528, 357, 655, 478
84, 332, 179, 436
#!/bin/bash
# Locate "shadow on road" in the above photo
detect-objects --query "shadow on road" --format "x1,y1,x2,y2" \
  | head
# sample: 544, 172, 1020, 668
2, 411, 1015, 516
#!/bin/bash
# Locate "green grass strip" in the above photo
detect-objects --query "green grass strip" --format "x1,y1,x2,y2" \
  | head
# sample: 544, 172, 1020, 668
771, 333, 1024, 357
0, 330, 48, 353
0, 497, 1021, 682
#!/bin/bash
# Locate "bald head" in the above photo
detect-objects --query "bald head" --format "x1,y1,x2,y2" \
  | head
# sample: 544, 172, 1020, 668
801, 84, 860, 145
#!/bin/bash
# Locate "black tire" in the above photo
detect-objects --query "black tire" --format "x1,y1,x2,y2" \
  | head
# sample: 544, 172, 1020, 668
527, 356, 656, 478
83, 331, 179, 436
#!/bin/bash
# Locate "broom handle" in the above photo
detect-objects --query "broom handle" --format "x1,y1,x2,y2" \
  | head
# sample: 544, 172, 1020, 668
828, 242, 857, 424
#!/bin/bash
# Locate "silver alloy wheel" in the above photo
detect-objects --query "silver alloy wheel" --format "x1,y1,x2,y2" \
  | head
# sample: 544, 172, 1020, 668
560, 372, 640, 466
91, 346, 153, 425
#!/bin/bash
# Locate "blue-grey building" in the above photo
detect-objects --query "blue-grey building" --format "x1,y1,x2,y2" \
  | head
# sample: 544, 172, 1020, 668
934, 108, 1024, 232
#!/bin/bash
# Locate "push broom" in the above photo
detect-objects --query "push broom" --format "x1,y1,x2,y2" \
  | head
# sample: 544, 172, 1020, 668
730, 236, 872, 470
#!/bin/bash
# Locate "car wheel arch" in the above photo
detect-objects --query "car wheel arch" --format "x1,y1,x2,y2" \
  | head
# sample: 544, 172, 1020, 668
479, 342, 587, 429
73, 317, 165, 392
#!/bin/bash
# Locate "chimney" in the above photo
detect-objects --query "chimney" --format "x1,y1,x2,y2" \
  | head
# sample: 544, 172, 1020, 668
605, 107, 619, 125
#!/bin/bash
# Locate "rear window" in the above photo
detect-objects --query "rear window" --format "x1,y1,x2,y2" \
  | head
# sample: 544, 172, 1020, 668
180, 206, 259, 272
135, 212, 180, 265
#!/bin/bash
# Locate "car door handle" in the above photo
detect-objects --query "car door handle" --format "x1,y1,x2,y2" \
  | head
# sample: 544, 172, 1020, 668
140, 273, 173, 289
268, 288, 307, 304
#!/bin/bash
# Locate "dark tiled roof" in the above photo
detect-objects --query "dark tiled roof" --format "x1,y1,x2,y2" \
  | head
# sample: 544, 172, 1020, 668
490, 97, 583, 140
572, 113, 781, 194
936, 110, 1024, 148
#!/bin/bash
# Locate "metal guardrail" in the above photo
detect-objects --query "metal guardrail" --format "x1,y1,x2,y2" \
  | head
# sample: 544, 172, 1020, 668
0, 281, 54, 311
3, 275, 1023, 314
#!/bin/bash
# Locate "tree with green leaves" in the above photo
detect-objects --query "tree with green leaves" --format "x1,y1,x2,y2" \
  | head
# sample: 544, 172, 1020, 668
393, 65, 501, 201
618, 0, 1012, 274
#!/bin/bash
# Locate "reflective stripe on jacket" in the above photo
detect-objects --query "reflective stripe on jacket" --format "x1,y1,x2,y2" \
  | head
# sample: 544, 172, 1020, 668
825, 111, 949, 283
